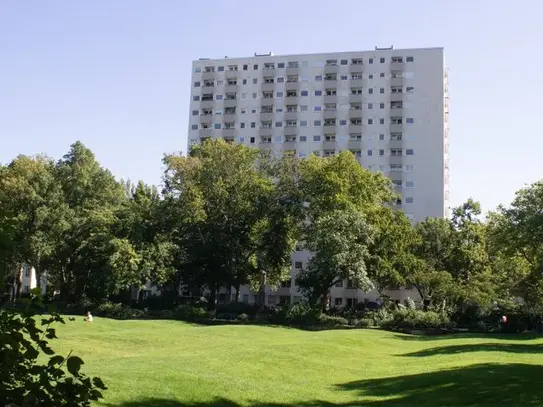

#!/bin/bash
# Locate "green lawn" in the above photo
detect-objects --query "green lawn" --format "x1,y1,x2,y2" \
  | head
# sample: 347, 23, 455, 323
52, 318, 543, 407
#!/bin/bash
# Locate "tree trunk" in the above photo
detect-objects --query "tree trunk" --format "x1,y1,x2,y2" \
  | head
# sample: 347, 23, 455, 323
235, 283, 241, 303
258, 271, 267, 309
16, 265, 22, 298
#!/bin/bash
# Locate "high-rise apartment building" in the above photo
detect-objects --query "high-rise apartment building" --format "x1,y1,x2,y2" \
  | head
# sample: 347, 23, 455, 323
187, 46, 449, 306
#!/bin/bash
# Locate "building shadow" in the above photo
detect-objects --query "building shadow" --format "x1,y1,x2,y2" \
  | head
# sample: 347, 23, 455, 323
104, 363, 543, 407
401, 342, 543, 357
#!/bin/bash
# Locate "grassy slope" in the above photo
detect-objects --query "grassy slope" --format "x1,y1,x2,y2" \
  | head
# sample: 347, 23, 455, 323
52, 318, 543, 407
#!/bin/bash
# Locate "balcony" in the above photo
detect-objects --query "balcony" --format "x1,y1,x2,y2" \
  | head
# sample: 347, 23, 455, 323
199, 129, 212, 138
348, 139, 362, 150
283, 141, 297, 150
323, 110, 336, 120
350, 79, 364, 88
349, 94, 362, 103
323, 140, 336, 150
202, 71, 215, 81
390, 61, 405, 71
324, 64, 339, 74
259, 127, 273, 137
389, 139, 403, 149
390, 123, 403, 133
222, 128, 236, 138
223, 136, 235, 144
259, 140, 272, 149
323, 120, 336, 127
202, 81, 214, 89
285, 82, 299, 91
261, 97, 274, 107
262, 68, 276, 77
223, 113, 236, 122
260, 112, 274, 121
390, 76, 403, 87
284, 127, 297, 137
389, 155, 403, 165
390, 107, 403, 116
261, 82, 275, 92
390, 92, 403, 102
199, 115, 212, 124
224, 84, 238, 93
225, 70, 238, 79
286, 66, 299, 75
349, 124, 363, 133
223, 99, 237, 108
349, 64, 363, 73
284, 96, 298, 105
200, 100, 214, 109
349, 109, 362, 119
284, 111, 298, 121
323, 94, 337, 104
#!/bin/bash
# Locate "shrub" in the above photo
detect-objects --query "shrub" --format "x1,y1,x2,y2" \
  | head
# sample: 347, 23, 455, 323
317, 314, 348, 327
355, 318, 375, 328
381, 309, 452, 331
174, 304, 208, 322
216, 302, 259, 316
285, 302, 319, 326
95, 302, 145, 320
236, 313, 249, 323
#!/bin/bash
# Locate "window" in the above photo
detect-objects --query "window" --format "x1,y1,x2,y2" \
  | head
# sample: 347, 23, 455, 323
194, 81, 200, 87
380, 57, 385, 63
405, 164, 414, 172
276, 107, 283, 113
241, 108, 246, 114
194, 67, 201, 73
368, 119, 373, 125
240, 122, 245, 129
406, 149, 414, 155
278, 62, 285, 68
252, 78, 258, 84
340, 75, 348, 80
192, 110, 199, 116
379, 133, 384, 140
275, 121, 283, 127
252, 109, 256, 113
274, 136, 282, 143
216, 80, 224, 86
277, 77, 284, 83
380, 103, 385, 109
276, 91, 283, 97
191, 124, 198, 130
217, 66, 224, 72
368, 88, 373, 94
405, 181, 415, 188
294, 261, 303, 269
380, 72, 385, 78
406, 118, 414, 124
252, 92, 257, 99
369, 58, 374, 64
241, 93, 247, 99
315, 90, 322, 96
339, 120, 347, 126
193, 96, 200, 101
300, 105, 308, 111
367, 149, 373, 156
406, 86, 414, 93
299, 135, 307, 141
406, 56, 414, 62
250, 136, 255, 144
242, 79, 247, 85
251, 122, 256, 128
239, 137, 245, 143
301, 90, 309, 96
253, 64, 258, 70
380, 118, 385, 124
243, 64, 248, 71
368, 74, 373, 79
216, 94, 223, 100
313, 120, 321, 126
405, 197, 414, 204
334, 298, 343, 306
335, 280, 344, 288
215, 109, 223, 115
341, 59, 348, 65
368, 103, 373, 109
313, 135, 321, 142
214, 123, 221, 129
314, 105, 321, 111
300, 120, 308, 127
379, 149, 384, 156
380, 88, 385, 94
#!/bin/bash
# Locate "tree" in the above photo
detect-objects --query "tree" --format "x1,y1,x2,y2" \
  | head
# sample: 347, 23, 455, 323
297, 208, 374, 310
0, 289, 107, 406
162, 140, 275, 307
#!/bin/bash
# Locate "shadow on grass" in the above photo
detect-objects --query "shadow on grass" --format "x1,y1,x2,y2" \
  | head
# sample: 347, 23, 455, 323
393, 332, 543, 342
402, 343, 543, 357
105, 363, 543, 407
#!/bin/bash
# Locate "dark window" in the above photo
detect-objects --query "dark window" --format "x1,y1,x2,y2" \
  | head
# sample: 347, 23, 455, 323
194, 81, 201, 87
251, 122, 256, 128
243, 64, 248, 70
380, 57, 385, 63
253, 64, 258, 70
369, 58, 374, 64
406, 56, 414, 62
193, 96, 200, 101
278, 62, 285, 68
218, 66, 224, 71
192, 110, 199, 116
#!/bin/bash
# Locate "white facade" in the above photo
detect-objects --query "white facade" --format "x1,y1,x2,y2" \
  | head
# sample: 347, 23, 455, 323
16, 264, 47, 297
187, 47, 449, 306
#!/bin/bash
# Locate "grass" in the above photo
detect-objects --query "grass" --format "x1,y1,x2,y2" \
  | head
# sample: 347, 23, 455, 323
51, 317, 543, 407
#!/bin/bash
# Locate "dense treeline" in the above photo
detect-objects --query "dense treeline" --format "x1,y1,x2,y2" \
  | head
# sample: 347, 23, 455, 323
1, 140, 543, 329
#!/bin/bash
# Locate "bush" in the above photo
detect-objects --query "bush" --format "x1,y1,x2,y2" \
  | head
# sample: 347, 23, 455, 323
95, 302, 145, 320
236, 313, 249, 323
174, 304, 208, 322
318, 314, 348, 327
216, 302, 259, 316
355, 318, 375, 328
285, 302, 319, 326
381, 309, 452, 331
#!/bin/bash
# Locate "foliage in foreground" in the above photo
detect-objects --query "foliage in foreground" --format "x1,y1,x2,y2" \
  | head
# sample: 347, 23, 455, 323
0, 289, 106, 406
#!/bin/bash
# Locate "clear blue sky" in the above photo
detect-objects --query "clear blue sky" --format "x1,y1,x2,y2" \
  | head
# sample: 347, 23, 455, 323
1, 0, 541, 212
